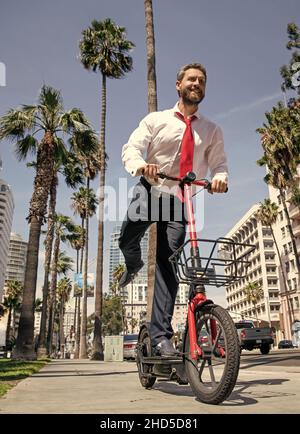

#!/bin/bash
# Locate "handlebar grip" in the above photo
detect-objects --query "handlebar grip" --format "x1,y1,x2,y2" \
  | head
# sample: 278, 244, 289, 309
206, 183, 228, 193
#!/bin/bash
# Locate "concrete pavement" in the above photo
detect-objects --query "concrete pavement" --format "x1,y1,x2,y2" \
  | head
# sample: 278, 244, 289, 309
0, 357, 299, 414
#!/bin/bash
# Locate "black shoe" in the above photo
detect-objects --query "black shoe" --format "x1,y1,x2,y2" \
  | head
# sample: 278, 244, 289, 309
118, 261, 144, 288
153, 338, 180, 357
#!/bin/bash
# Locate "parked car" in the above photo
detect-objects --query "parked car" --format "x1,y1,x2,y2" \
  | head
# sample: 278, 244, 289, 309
123, 334, 139, 360
278, 339, 295, 349
235, 320, 274, 354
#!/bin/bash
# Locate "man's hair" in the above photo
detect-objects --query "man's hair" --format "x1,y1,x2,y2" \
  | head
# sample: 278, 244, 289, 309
176, 63, 207, 82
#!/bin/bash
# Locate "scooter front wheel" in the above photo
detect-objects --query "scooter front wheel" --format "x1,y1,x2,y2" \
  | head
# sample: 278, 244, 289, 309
184, 304, 240, 404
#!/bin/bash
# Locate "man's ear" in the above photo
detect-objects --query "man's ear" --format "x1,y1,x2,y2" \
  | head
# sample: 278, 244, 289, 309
176, 80, 181, 93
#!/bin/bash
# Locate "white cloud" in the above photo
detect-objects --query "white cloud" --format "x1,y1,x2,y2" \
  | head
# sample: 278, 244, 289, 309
213, 92, 283, 121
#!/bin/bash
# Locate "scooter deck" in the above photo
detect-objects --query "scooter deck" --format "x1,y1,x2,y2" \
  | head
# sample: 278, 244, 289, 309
142, 355, 184, 364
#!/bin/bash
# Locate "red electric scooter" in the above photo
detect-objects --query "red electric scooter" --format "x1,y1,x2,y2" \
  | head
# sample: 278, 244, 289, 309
136, 171, 255, 404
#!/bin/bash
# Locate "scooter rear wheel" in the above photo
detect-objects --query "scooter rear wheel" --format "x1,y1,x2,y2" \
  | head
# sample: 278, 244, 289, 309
136, 327, 156, 389
184, 304, 240, 404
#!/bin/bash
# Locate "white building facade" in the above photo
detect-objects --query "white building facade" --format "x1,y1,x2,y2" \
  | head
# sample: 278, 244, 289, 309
122, 279, 189, 335
5, 232, 27, 286
0, 179, 14, 301
268, 179, 300, 344
225, 204, 282, 342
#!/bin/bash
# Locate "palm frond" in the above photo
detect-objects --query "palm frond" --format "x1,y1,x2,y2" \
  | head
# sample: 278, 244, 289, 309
15, 135, 38, 161
38, 85, 63, 112
0, 108, 37, 140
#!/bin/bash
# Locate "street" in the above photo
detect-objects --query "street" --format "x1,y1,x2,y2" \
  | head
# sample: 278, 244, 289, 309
0, 348, 299, 414
240, 348, 300, 368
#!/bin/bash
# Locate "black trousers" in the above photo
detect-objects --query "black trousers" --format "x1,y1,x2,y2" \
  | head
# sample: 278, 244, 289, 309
119, 178, 186, 346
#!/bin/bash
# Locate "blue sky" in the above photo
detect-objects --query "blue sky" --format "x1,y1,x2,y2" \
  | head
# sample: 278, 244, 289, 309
0, 0, 299, 306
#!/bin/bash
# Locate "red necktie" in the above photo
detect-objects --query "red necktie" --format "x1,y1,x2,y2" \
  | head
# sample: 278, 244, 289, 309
176, 112, 196, 177
176, 112, 196, 201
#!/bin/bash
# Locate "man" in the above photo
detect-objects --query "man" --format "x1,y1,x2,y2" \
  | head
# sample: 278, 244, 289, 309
119, 63, 228, 356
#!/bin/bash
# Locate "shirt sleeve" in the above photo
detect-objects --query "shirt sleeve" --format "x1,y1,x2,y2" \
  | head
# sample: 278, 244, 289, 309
121, 113, 154, 176
207, 125, 228, 182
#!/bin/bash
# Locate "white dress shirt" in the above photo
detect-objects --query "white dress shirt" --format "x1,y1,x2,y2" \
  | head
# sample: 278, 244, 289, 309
122, 102, 228, 196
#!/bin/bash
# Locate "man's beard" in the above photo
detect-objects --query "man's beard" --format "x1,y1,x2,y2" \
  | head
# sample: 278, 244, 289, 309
181, 88, 205, 105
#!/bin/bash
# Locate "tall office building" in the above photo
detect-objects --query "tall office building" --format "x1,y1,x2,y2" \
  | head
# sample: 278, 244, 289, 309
5, 232, 28, 286
108, 225, 149, 287
0, 178, 14, 301
224, 204, 282, 341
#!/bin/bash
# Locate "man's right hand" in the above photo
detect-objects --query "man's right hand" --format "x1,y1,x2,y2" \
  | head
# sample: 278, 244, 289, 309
138, 163, 160, 182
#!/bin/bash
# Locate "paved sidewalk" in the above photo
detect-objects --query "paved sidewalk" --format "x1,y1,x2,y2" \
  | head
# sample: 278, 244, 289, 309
0, 359, 299, 413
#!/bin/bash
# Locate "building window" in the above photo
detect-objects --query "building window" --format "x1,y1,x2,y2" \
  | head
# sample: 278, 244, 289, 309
281, 227, 285, 239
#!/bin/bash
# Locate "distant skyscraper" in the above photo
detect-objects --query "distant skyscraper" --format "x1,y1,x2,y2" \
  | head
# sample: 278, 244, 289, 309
108, 225, 149, 287
5, 232, 28, 286
0, 179, 14, 301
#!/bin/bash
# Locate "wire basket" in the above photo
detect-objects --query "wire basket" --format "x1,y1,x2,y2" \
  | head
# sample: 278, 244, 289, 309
169, 237, 256, 287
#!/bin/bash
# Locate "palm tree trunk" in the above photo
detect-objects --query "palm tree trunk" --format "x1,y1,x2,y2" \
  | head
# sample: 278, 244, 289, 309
59, 301, 65, 357
144, 0, 158, 112
80, 217, 85, 274
37, 172, 57, 357
74, 222, 84, 358
144, 0, 158, 323
5, 307, 12, 348
79, 177, 90, 358
91, 73, 106, 360
269, 225, 294, 338
73, 250, 79, 347
13, 132, 55, 360
255, 305, 259, 328
46, 233, 60, 354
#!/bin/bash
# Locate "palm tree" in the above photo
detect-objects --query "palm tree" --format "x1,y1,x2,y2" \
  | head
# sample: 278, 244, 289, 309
47, 215, 76, 354
111, 264, 126, 332
34, 298, 43, 313
71, 187, 87, 358
144, 0, 158, 322
244, 282, 264, 327
57, 250, 74, 276
57, 277, 72, 357
71, 186, 98, 357
0, 85, 98, 359
2, 281, 23, 348
280, 23, 300, 99
257, 103, 300, 279
68, 224, 85, 350
256, 199, 294, 336
79, 18, 134, 360
69, 225, 86, 275
79, 182, 98, 359
37, 152, 85, 357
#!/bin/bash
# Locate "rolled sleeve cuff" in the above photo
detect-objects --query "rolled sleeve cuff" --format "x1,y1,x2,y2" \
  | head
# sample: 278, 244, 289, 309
124, 158, 147, 177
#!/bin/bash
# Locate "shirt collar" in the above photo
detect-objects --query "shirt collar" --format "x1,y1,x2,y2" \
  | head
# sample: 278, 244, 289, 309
173, 102, 200, 119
